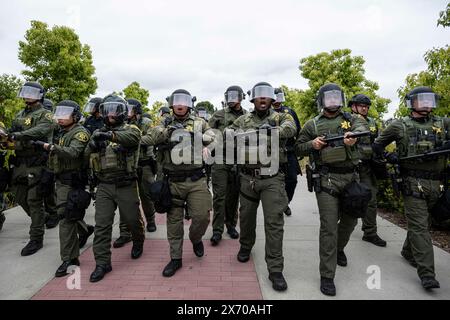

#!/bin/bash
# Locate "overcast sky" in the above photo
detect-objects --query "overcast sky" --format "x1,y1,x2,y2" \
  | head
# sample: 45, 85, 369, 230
0, 0, 448, 118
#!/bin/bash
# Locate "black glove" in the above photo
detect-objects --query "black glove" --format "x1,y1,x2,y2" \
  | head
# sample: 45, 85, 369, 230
385, 152, 399, 164
31, 140, 47, 149
167, 123, 185, 134
437, 141, 450, 151
92, 131, 113, 141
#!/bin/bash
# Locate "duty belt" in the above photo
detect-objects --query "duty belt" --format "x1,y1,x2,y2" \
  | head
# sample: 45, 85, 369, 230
164, 169, 205, 182
240, 167, 279, 179
401, 169, 444, 181
138, 158, 156, 167
318, 165, 358, 175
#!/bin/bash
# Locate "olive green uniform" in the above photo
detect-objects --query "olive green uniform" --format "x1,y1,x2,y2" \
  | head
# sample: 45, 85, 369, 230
119, 117, 156, 237
296, 111, 368, 279
10, 103, 53, 242
357, 117, 380, 237
142, 115, 214, 259
209, 107, 247, 235
48, 124, 90, 261
86, 123, 145, 266
374, 115, 450, 279
229, 109, 296, 273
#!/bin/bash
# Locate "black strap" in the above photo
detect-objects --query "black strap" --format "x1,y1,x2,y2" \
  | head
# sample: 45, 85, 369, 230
318, 166, 358, 175
321, 187, 340, 198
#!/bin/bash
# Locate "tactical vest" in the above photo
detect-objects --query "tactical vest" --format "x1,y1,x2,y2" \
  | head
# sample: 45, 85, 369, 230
399, 116, 447, 172
238, 112, 288, 168
133, 117, 154, 161
90, 124, 140, 181
312, 112, 361, 166
358, 117, 378, 161
12, 105, 53, 158
48, 125, 89, 174
160, 116, 205, 173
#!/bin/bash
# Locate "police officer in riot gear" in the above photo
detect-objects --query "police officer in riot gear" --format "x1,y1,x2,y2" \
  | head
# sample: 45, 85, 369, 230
228, 82, 296, 292
34, 100, 92, 277
296, 83, 368, 296
83, 97, 104, 134
272, 88, 302, 216
209, 86, 247, 246
114, 98, 157, 248
142, 89, 215, 277
42, 99, 54, 112
349, 94, 387, 247
85, 94, 145, 282
373, 86, 449, 290
8, 81, 54, 256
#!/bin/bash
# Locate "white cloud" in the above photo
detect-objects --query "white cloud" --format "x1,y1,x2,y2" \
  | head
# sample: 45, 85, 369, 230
1, 0, 448, 117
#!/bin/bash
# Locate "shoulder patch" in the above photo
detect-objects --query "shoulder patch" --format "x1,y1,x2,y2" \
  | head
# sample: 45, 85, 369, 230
44, 113, 54, 121
75, 132, 89, 143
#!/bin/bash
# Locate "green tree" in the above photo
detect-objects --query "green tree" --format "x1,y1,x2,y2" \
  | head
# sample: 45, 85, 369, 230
195, 101, 216, 114
438, 2, 450, 27
18, 20, 97, 106
280, 85, 304, 115
147, 101, 166, 121
0, 74, 24, 127
296, 49, 390, 124
122, 81, 150, 107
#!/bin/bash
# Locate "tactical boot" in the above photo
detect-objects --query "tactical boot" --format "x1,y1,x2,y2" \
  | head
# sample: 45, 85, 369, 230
55, 258, 80, 277
210, 232, 222, 246
401, 251, 418, 268
21, 240, 43, 256
226, 226, 239, 239
320, 277, 336, 296
0, 213, 5, 231
162, 259, 182, 277
284, 207, 292, 216
193, 241, 204, 257
362, 234, 387, 247
113, 236, 132, 248
89, 264, 112, 283
268, 272, 288, 291
237, 247, 251, 263
337, 251, 347, 267
45, 215, 60, 229
421, 277, 440, 290
131, 242, 144, 259
146, 221, 157, 233
78, 225, 94, 248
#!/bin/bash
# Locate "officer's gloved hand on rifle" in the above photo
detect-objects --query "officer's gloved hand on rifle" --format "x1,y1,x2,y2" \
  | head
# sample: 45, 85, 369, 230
167, 123, 185, 134
92, 131, 114, 142
384, 152, 399, 164
31, 140, 49, 151
259, 123, 275, 135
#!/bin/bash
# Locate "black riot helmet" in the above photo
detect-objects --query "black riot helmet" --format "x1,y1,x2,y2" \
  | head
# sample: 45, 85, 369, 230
84, 97, 103, 114
195, 106, 210, 121
100, 94, 128, 125
54, 100, 82, 123
248, 82, 275, 103
158, 105, 171, 117
18, 81, 46, 103
126, 98, 143, 116
42, 99, 54, 111
167, 89, 196, 109
348, 94, 372, 108
405, 86, 439, 110
224, 85, 245, 104
317, 83, 345, 112
274, 88, 286, 104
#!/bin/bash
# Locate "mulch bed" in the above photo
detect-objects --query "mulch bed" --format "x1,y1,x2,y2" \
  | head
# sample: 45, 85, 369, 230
378, 209, 450, 254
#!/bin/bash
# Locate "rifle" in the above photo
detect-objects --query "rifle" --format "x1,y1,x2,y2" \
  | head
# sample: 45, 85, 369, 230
399, 149, 450, 161
322, 131, 371, 144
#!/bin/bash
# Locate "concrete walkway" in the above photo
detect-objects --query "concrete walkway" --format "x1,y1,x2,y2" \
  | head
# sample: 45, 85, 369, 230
1, 176, 449, 300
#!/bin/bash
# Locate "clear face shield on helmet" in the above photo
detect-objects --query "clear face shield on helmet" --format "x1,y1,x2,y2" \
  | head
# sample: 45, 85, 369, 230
128, 105, 138, 118
83, 102, 97, 113
101, 102, 127, 118
275, 92, 286, 104
225, 91, 241, 104
170, 94, 193, 108
17, 86, 44, 100
252, 86, 275, 101
408, 93, 438, 110
197, 110, 209, 120
323, 90, 344, 110
54, 106, 75, 120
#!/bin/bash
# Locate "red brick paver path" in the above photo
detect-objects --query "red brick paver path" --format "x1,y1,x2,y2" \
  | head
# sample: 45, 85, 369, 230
32, 239, 263, 300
